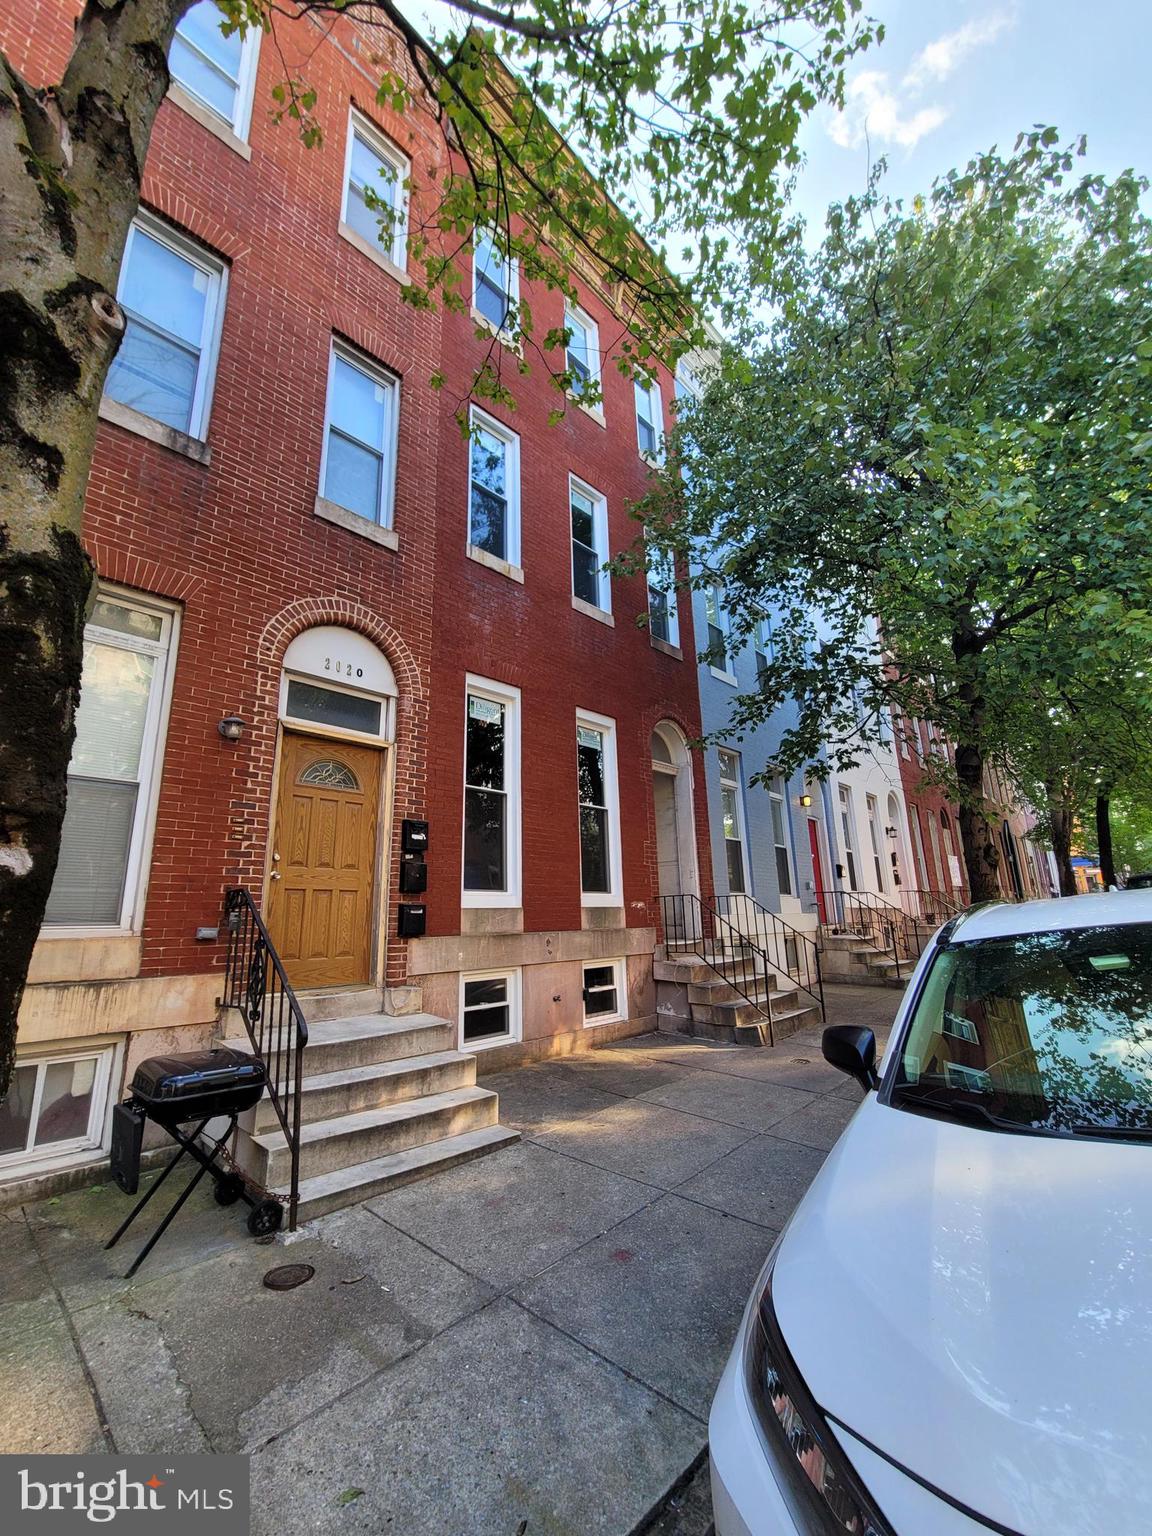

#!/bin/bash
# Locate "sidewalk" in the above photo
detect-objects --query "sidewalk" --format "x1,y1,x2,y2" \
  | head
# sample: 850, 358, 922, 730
0, 985, 898, 1536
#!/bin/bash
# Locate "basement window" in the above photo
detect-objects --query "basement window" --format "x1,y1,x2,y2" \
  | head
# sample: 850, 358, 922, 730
0, 1047, 115, 1171
583, 960, 625, 1025
459, 970, 522, 1050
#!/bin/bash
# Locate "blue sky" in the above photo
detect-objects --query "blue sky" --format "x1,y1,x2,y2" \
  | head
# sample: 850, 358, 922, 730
792, 0, 1152, 235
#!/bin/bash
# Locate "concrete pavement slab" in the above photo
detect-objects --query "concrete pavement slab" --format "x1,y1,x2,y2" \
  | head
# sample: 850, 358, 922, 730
249, 1296, 704, 1536
366, 1140, 657, 1288
0, 1292, 107, 1454
515, 1193, 772, 1418
767, 1092, 862, 1152
475, 1062, 627, 1131
633, 1070, 817, 1132
531, 1097, 752, 1189
675, 1133, 829, 1231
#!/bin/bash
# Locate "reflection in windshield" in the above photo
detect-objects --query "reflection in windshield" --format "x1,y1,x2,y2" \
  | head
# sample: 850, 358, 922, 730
894, 925, 1152, 1138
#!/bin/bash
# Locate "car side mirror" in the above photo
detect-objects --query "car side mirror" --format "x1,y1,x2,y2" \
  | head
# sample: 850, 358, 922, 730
822, 1025, 879, 1092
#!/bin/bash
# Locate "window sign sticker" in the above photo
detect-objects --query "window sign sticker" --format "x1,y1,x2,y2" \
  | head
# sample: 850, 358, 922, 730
1089, 954, 1131, 971
468, 696, 502, 724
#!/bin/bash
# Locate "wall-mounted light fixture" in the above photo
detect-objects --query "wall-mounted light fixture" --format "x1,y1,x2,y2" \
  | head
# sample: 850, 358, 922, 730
885, 825, 898, 839
218, 715, 246, 741
799, 793, 813, 807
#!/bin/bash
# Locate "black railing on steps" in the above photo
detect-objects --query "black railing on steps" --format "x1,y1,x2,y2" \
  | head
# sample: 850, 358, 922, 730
660, 893, 777, 1043
713, 892, 825, 1020
221, 888, 307, 1230
827, 888, 953, 982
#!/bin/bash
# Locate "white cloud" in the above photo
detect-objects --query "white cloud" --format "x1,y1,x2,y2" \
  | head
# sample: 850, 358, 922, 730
903, 12, 1014, 91
827, 10, 1013, 154
827, 71, 949, 151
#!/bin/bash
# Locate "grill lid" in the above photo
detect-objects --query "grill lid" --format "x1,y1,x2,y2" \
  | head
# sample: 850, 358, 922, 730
131, 1047, 266, 1102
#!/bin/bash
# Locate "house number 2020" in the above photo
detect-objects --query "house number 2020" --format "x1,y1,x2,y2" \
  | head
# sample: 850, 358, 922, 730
324, 658, 364, 679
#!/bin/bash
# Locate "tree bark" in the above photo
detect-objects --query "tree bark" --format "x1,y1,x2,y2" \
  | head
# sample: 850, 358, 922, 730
0, 0, 193, 1096
1096, 791, 1116, 888
952, 679, 1000, 901
1046, 782, 1077, 896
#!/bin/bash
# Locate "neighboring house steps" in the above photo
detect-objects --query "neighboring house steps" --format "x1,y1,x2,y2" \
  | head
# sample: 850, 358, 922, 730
220, 988, 519, 1222
818, 929, 929, 989
653, 945, 822, 1046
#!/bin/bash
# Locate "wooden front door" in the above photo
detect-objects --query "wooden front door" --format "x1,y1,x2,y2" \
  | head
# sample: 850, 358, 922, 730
266, 733, 382, 989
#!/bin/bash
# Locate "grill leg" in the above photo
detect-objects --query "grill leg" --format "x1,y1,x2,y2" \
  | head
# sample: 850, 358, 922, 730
106, 1117, 237, 1278
104, 1116, 210, 1253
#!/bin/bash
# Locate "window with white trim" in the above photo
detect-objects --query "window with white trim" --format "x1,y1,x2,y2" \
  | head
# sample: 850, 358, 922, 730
462, 677, 521, 907
0, 1046, 116, 1170
564, 302, 601, 406
459, 969, 521, 1049
866, 794, 885, 891
705, 586, 734, 679
473, 229, 518, 332
45, 593, 176, 929
577, 712, 621, 903
583, 959, 625, 1025
341, 110, 409, 269
634, 376, 663, 458
570, 477, 610, 612
320, 342, 399, 526
718, 749, 748, 895
646, 546, 679, 647
104, 216, 225, 440
468, 407, 520, 566
769, 777, 793, 896
170, 0, 260, 137
754, 617, 774, 684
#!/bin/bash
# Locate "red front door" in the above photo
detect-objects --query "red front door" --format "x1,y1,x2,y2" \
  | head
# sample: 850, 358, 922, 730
808, 819, 829, 925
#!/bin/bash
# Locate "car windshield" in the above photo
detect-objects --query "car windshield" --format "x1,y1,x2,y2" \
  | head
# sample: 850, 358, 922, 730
892, 923, 1152, 1139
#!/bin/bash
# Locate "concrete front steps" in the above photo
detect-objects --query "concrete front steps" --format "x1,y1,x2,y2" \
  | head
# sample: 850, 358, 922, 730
818, 931, 923, 989
654, 947, 822, 1046
223, 1003, 519, 1221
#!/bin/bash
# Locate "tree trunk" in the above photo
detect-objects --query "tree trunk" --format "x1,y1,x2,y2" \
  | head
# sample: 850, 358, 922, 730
1046, 782, 1076, 896
952, 680, 1000, 901
0, 0, 192, 1096
1096, 791, 1116, 888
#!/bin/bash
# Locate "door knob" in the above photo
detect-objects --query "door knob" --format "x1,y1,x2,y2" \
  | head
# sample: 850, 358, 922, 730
272, 851, 281, 862
270, 872, 281, 881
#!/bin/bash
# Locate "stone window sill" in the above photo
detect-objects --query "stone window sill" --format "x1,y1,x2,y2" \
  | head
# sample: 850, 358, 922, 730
567, 393, 607, 428
470, 307, 521, 354
314, 496, 399, 549
650, 635, 682, 659
467, 545, 524, 583
710, 665, 738, 686
167, 82, 252, 159
338, 222, 411, 285
99, 397, 211, 464
572, 596, 614, 627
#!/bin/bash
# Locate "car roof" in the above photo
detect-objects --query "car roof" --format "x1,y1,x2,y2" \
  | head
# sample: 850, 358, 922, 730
948, 890, 1152, 944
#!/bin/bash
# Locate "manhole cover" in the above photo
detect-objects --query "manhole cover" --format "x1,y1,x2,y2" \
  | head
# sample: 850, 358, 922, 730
263, 1263, 315, 1291
790, 1058, 811, 1065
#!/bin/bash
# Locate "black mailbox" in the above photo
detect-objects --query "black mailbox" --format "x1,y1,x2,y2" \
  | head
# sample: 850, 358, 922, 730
399, 859, 428, 894
398, 903, 427, 937
402, 819, 429, 854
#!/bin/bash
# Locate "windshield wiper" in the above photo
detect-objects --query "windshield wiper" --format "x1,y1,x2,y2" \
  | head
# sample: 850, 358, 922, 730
1070, 1123, 1152, 1142
891, 1087, 1019, 1131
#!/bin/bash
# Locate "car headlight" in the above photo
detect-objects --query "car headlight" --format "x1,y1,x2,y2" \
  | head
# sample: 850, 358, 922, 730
745, 1269, 893, 1535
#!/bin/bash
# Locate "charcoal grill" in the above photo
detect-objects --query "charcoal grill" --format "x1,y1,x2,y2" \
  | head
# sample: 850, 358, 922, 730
106, 1048, 283, 1276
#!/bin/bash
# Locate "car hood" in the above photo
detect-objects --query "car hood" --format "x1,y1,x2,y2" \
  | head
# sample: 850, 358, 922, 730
773, 1096, 1152, 1536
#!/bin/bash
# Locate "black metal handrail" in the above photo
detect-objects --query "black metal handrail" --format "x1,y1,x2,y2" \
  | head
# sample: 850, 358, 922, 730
897, 887, 966, 924
221, 888, 308, 1230
660, 893, 778, 1044
713, 892, 825, 1021
827, 889, 933, 981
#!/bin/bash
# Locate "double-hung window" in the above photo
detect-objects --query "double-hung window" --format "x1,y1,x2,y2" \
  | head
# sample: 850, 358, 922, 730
104, 216, 225, 440
341, 110, 409, 269
647, 546, 679, 647
754, 617, 774, 684
45, 592, 176, 929
583, 960, 625, 1025
462, 677, 521, 907
0, 1046, 117, 1171
570, 477, 610, 613
705, 587, 734, 680
769, 777, 793, 897
718, 749, 748, 894
564, 302, 601, 407
577, 712, 621, 903
320, 342, 399, 527
169, 0, 260, 138
473, 230, 518, 332
634, 376, 663, 459
468, 407, 520, 568
459, 970, 522, 1049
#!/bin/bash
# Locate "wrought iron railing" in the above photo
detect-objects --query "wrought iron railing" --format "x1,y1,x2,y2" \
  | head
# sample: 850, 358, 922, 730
897, 887, 966, 924
221, 888, 308, 1230
660, 893, 778, 1044
826, 889, 939, 981
714, 892, 824, 1020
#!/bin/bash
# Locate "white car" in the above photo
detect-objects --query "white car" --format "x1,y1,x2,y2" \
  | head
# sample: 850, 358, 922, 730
710, 891, 1152, 1536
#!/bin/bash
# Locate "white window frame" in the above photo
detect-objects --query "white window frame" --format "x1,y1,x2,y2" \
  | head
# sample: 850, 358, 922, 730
472, 228, 520, 336
705, 585, 736, 684
718, 748, 749, 896
458, 968, 522, 1052
467, 405, 521, 570
769, 776, 794, 897
576, 708, 622, 907
109, 213, 227, 443
318, 339, 400, 529
340, 108, 410, 271
646, 545, 680, 648
838, 784, 859, 892
582, 958, 626, 1027
461, 676, 522, 910
0, 1043, 120, 1174
569, 474, 611, 616
44, 587, 179, 937
634, 375, 663, 461
170, 1, 261, 139
866, 793, 886, 892
564, 301, 602, 413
